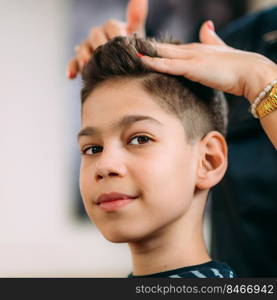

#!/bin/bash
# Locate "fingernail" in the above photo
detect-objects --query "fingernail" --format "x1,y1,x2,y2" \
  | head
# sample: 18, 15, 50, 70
136, 52, 144, 58
67, 71, 75, 79
207, 20, 215, 32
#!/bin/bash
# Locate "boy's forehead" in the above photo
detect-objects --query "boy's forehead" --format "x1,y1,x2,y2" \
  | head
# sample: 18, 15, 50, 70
79, 78, 188, 140
79, 80, 186, 141
81, 79, 167, 121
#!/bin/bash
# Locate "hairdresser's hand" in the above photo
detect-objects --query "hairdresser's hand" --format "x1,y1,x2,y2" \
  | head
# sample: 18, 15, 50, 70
66, 0, 148, 79
142, 20, 277, 148
141, 20, 277, 104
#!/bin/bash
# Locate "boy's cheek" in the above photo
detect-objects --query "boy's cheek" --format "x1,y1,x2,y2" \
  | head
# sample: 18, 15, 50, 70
79, 169, 93, 204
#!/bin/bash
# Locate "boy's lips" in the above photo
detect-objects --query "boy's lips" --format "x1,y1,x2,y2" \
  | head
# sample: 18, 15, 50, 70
96, 192, 139, 204
96, 192, 139, 212
96, 192, 138, 211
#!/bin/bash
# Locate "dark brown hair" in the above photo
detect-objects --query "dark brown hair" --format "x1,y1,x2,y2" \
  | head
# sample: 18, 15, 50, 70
81, 36, 228, 141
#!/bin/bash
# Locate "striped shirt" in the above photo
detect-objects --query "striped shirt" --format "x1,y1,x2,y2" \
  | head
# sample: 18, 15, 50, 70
127, 261, 236, 278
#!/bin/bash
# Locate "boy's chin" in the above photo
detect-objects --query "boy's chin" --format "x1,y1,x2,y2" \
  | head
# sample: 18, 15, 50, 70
101, 230, 147, 244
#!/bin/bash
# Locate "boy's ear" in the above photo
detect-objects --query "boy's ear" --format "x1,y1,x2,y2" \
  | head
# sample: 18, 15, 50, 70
195, 131, 228, 190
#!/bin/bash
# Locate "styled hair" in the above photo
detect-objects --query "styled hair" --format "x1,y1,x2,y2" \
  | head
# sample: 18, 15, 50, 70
81, 36, 228, 141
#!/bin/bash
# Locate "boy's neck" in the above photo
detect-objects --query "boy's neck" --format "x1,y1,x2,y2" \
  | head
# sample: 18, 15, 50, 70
128, 195, 210, 276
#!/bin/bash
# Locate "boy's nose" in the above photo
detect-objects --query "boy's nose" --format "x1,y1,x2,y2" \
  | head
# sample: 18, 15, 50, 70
94, 148, 127, 181
96, 168, 120, 181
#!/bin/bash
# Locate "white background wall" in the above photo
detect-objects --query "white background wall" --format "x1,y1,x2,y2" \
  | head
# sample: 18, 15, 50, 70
0, 0, 131, 277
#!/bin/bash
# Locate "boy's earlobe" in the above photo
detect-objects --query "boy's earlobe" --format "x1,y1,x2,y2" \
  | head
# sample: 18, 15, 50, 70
196, 131, 228, 190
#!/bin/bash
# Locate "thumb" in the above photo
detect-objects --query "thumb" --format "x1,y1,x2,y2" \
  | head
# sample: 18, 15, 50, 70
199, 20, 226, 46
126, 0, 148, 36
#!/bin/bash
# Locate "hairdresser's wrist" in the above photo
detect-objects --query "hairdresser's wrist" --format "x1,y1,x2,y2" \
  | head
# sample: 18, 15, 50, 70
244, 62, 277, 104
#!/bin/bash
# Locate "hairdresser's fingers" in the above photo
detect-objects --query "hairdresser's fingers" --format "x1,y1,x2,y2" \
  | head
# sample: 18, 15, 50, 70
103, 19, 127, 39
154, 42, 228, 61
151, 42, 200, 53
155, 44, 195, 60
75, 40, 93, 71
199, 20, 226, 46
88, 26, 109, 50
140, 55, 238, 94
141, 56, 195, 76
175, 42, 223, 52
66, 58, 79, 79
126, 0, 148, 36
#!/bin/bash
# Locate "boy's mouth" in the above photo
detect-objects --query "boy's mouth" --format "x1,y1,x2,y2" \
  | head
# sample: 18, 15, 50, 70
98, 198, 138, 211
96, 192, 139, 211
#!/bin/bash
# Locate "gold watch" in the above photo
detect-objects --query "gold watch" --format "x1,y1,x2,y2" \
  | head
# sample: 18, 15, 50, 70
256, 83, 277, 118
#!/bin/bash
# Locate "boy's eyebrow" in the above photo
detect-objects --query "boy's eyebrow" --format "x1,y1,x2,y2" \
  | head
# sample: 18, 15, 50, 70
77, 114, 163, 141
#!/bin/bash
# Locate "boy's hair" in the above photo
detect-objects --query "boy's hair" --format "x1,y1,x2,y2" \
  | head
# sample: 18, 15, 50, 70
81, 36, 228, 141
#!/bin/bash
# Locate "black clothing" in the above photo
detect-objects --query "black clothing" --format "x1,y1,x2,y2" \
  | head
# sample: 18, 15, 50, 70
211, 6, 277, 277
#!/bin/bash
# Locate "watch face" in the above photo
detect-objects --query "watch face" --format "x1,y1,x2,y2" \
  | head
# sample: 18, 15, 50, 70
256, 83, 277, 118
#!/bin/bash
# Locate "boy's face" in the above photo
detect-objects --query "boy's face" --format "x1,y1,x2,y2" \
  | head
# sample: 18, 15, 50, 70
78, 79, 200, 243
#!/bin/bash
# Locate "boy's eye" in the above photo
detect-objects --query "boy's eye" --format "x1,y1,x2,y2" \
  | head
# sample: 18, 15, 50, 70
81, 135, 152, 156
129, 135, 152, 145
82, 145, 103, 155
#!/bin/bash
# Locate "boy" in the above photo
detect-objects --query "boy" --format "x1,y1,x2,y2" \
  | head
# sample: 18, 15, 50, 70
77, 35, 236, 278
